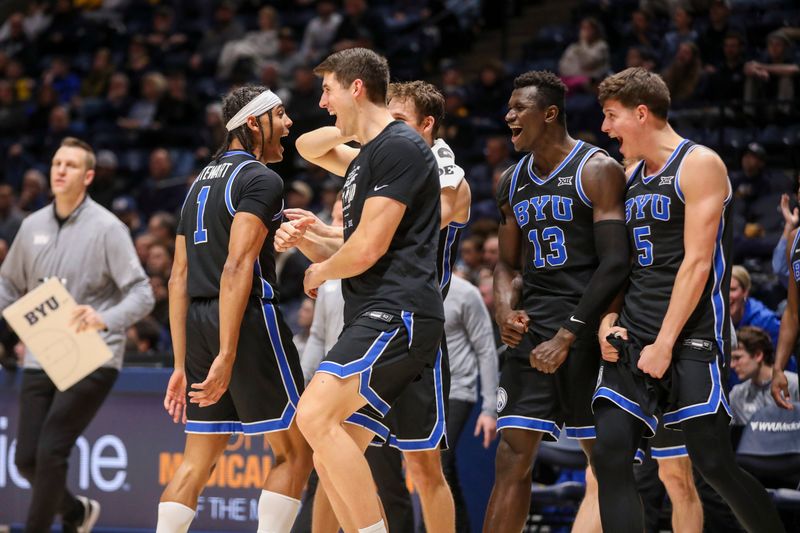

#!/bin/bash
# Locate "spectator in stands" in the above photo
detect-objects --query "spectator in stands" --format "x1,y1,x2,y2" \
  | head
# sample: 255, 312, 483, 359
625, 46, 657, 71
300, 0, 342, 64
620, 9, 660, 58
293, 297, 315, 357
191, 1, 244, 76
18, 169, 48, 213
274, 28, 306, 89
745, 29, 799, 118
467, 61, 510, 118
470, 136, 513, 202
661, 41, 705, 106
93, 73, 132, 141
154, 72, 202, 147
730, 326, 798, 425
89, 150, 123, 210
456, 235, 484, 286
286, 181, 313, 211
146, 211, 177, 246
0, 79, 27, 136
112, 195, 143, 237
0, 12, 35, 71
482, 233, 499, 271
697, 0, 739, 68
119, 72, 166, 141
124, 36, 154, 91
136, 149, 186, 217
772, 187, 800, 289
134, 232, 155, 266
332, 0, 386, 51
145, 242, 173, 279
196, 103, 226, 162
5, 58, 34, 103
660, 4, 697, 65
125, 317, 163, 364
144, 6, 189, 69
558, 17, 611, 88
730, 265, 781, 349
148, 273, 170, 328
80, 48, 114, 99
217, 6, 280, 80
44, 56, 81, 105
706, 32, 747, 104
0, 184, 23, 243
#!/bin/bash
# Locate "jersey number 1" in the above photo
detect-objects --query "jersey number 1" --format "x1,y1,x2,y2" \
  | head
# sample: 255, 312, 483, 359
193, 186, 211, 244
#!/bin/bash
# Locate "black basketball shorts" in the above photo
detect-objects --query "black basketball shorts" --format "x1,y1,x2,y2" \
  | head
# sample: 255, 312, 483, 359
593, 337, 731, 440
184, 297, 304, 435
315, 311, 443, 442
496, 329, 601, 442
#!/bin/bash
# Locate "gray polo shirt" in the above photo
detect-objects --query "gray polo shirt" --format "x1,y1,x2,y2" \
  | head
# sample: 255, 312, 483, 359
729, 371, 800, 425
0, 197, 155, 370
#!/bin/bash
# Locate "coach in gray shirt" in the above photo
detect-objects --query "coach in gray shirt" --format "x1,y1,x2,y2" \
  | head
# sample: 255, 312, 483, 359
0, 138, 154, 532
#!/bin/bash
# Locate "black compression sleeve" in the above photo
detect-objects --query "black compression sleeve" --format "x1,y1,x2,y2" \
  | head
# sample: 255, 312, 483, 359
561, 219, 630, 335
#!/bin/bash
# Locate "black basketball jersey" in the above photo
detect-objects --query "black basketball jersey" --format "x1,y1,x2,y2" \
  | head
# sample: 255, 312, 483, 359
503, 140, 605, 337
619, 140, 733, 354
177, 150, 285, 300
340, 121, 444, 325
438, 221, 467, 299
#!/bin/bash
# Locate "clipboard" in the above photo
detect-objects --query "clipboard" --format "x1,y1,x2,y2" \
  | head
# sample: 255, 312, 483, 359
2, 278, 112, 390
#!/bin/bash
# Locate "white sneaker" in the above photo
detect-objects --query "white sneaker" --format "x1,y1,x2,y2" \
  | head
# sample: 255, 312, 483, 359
75, 496, 101, 533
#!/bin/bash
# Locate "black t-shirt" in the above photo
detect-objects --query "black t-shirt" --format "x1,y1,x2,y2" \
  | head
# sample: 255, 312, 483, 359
340, 121, 444, 324
177, 150, 284, 300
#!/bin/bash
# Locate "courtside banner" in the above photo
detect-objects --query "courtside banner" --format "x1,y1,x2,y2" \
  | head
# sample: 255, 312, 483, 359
0, 369, 270, 530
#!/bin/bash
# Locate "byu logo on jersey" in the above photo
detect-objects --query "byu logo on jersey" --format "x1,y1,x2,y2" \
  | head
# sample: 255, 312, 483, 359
512, 195, 574, 226
659, 175, 675, 186
625, 194, 671, 223
497, 387, 508, 413
558, 176, 573, 186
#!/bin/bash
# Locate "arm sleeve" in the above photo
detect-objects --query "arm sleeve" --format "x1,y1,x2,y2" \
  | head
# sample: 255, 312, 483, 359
0, 222, 28, 312
366, 137, 432, 206
98, 222, 156, 331
234, 168, 284, 227
462, 285, 500, 416
772, 236, 789, 287
561, 219, 631, 335
301, 288, 328, 384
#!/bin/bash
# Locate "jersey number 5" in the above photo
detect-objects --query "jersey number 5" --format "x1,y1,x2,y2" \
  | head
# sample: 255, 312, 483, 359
193, 186, 211, 244
633, 226, 653, 266
528, 227, 567, 268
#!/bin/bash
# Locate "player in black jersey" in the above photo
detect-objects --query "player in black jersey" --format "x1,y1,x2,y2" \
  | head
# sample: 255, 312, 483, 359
774, 227, 800, 408
278, 80, 468, 533
156, 87, 312, 533
484, 71, 630, 533
594, 67, 784, 533
278, 49, 443, 533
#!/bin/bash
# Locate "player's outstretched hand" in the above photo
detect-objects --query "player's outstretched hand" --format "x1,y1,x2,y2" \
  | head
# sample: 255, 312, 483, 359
274, 217, 315, 252
599, 324, 627, 363
303, 263, 324, 299
474, 414, 497, 449
530, 329, 575, 373
164, 368, 187, 424
637, 342, 672, 379
771, 368, 794, 410
497, 308, 529, 348
189, 354, 233, 407
70, 305, 107, 333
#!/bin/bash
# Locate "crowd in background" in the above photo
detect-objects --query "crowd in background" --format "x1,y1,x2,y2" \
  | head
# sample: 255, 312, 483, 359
0, 0, 799, 499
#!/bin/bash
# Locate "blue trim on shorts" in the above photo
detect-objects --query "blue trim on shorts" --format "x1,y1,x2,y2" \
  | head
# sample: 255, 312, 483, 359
651, 445, 689, 459
185, 420, 242, 434
565, 426, 596, 439
388, 347, 447, 451
497, 415, 561, 441
316, 328, 400, 417
592, 386, 658, 437
663, 355, 731, 428
345, 412, 390, 443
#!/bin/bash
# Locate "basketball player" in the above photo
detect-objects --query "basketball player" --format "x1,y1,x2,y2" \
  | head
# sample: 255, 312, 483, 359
282, 80, 471, 533
594, 67, 784, 533
773, 227, 800, 409
156, 86, 312, 533
286, 48, 443, 533
483, 71, 630, 533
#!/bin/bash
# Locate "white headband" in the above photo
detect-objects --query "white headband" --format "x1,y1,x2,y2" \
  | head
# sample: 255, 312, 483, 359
225, 90, 282, 131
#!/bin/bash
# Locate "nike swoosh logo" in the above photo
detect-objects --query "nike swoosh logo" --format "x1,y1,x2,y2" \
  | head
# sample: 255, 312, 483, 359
374, 184, 389, 191
569, 316, 585, 325
518, 183, 530, 191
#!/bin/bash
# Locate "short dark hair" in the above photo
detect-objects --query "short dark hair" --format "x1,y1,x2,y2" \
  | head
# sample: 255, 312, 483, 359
60, 137, 95, 170
598, 67, 671, 120
314, 48, 389, 105
387, 81, 445, 136
512, 71, 567, 126
215, 85, 277, 159
736, 326, 774, 365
